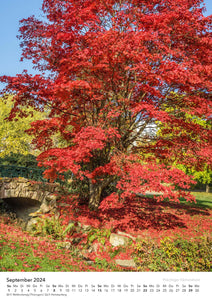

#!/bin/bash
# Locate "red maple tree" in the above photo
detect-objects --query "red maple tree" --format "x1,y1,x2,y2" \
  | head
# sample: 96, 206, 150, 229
1, 0, 211, 210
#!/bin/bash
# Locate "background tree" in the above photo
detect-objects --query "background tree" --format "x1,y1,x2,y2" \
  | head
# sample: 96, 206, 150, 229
0, 95, 46, 158
0, 95, 68, 158
0, 0, 211, 210
177, 163, 212, 193
157, 94, 212, 192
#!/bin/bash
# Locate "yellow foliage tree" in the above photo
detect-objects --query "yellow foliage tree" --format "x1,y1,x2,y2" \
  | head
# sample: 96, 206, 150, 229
0, 95, 47, 157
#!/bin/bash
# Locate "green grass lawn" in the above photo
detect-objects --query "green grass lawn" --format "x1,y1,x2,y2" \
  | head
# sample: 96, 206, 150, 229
144, 191, 212, 209
0, 233, 122, 272
0, 239, 72, 272
190, 191, 212, 209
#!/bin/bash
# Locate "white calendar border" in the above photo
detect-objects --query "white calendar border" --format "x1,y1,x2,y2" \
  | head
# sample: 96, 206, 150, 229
0, 271, 211, 300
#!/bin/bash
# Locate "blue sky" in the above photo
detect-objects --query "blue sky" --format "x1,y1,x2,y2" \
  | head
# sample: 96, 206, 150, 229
0, 0, 212, 90
0, 1, 43, 82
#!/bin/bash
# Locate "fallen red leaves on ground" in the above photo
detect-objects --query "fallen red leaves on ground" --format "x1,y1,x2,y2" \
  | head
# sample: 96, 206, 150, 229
59, 195, 212, 242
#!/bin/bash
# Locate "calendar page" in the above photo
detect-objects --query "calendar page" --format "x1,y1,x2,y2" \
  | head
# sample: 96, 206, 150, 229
0, 272, 211, 300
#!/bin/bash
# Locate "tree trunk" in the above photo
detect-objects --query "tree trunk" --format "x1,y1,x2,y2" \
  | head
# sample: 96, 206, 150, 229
206, 184, 210, 193
88, 181, 103, 211
88, 177, 114, 211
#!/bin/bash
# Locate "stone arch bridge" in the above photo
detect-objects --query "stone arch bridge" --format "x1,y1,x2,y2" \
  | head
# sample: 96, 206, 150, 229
0, 177, 62, 223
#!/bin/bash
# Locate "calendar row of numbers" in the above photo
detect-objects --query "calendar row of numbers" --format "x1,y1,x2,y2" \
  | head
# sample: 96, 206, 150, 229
7, 283, 200, 294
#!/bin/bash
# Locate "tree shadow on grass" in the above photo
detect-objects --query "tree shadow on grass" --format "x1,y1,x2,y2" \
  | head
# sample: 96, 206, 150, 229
182, 200, 212, 210
99, 198, 187, 232
159, 198, 211, 217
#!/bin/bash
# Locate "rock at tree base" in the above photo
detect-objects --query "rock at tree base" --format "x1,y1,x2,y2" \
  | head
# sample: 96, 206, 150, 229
115, 259, 136, 268
109, 233, 131, 247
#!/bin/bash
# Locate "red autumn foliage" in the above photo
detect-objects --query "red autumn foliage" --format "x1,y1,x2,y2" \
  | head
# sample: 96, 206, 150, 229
0, 0, 211, 209
58, 194, 212, 243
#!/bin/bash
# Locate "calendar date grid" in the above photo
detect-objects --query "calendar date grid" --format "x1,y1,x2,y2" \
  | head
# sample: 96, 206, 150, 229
6, 281, 200, 296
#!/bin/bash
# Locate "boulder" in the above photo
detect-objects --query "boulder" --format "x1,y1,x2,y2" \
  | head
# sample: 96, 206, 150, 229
109, 233, 131, 247
39, 202, 51, 213
26, 218, 39, 232
115, 259, 136, 268
117, 231, 136, 241
81, 223, 92, 232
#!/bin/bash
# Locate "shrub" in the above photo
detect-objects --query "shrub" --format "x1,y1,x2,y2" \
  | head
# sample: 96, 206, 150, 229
133, 237, 212, 271
29, 216, 74, 240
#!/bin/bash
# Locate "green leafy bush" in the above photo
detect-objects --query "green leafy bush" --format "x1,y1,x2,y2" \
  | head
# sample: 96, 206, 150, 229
133, 237, 212, 271
0, 153, 38, 167
29, 216, 73, 240
86, 227, 111, 246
